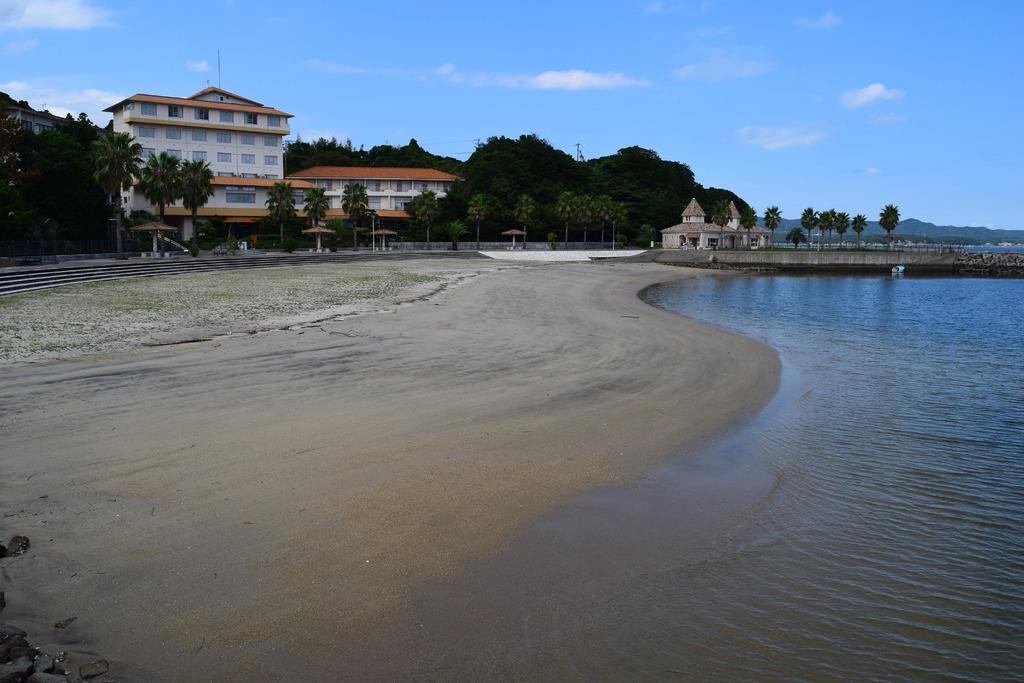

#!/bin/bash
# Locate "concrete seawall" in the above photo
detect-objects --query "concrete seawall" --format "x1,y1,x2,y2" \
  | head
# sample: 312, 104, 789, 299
654, 250, 957, 273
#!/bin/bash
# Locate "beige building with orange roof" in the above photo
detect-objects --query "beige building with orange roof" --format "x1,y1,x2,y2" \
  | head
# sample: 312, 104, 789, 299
661, 198, 768, 250
104, 87, 297, 238
286, 166, 460, 223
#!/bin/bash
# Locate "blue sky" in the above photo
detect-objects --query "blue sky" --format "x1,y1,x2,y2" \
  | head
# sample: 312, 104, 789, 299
2, 0, 1022, 229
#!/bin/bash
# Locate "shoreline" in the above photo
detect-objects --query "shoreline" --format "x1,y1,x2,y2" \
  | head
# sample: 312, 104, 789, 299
0, 261, 779, 680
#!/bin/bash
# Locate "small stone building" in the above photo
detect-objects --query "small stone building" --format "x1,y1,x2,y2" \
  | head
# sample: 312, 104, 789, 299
661, 199, 768, 249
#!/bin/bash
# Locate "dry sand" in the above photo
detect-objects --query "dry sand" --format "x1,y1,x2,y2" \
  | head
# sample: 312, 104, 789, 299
0, 259, 778, 681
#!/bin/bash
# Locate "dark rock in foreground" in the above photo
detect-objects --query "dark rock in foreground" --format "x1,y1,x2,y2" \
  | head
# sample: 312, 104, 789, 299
78, 660, 108, 680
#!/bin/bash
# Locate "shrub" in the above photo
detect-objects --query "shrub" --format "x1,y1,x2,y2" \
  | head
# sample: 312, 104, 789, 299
283, 236, 298, 253
186, 239, 199, 257
547, 232, 558, 250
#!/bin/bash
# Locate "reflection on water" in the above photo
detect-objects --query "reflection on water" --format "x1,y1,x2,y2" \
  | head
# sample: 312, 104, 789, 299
422, 274, 1024, 681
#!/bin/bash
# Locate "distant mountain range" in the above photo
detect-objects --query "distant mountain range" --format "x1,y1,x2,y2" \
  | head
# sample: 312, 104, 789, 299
768, 217, 1024, 244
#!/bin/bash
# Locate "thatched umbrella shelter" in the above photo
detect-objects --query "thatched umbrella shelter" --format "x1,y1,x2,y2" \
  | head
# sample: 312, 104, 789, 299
302, 225, 334, 252
501, 228, 526, 250
130, 222, 178, 257
372, 228, 398, 251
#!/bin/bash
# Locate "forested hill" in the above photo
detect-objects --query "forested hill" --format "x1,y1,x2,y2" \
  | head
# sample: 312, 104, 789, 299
286, 134, 748, 232
772, 216, 1024, 244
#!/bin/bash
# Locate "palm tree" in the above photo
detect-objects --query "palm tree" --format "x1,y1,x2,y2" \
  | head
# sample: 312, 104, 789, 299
763, 206, 782, 249
265, 181, 295, 247
595, 194, 613, 245
445, 220, 469, 251
834, 211, 850, 248
408, 189, 439, 248
852, 214, 867, 247
555, 191, 575, 245
818, 209, 835, 249
740, 205, 758, 249
137, 152, 181, 224
467, 193, 490, 250
180, 159, 214, 243
341, 182, 369, 249
513, 194, 536, 249
304, 187, 329, 229
91, 132, 142, 254
710, 200, 731, 249
800, 207, 818, 249
879, 204, 900, 247
610, 202, 627, 250
786, 227, 807, 249
574, 195, 594, 246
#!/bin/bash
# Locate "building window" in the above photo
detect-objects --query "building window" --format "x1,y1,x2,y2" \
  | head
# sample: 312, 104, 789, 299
369, 180, 382, 191
226, 192, 256, 204
244, 113, 257, 125
219, 110, 234, 123
166, 127, 182, 140
217, 152, 232, 162
395, 181, 407, 192
368, 197, 382, 209
167, 149, 182, 159
394, 199, 408, 210
291, 191, 305, 205
217, 172, 233, 177
216, 132, 231, 143
141, 103, 157, 116
192, 129, 207, 142
137, 125, 156, 138
241, 173, 258, 178
267, 115, 281, 127
263, 135, 277, 147
168, 105, 183, 118
241, 154, 255, 164
264, 155, 278, 165
317, 179, 333, 190
194, 108, 209, 120
240, 134, 255, 145
193, 150, 207, 161
141, 147, 156, 158
265, 174, 278, 179
415, 181, 429, 191
124, 102, 134, 111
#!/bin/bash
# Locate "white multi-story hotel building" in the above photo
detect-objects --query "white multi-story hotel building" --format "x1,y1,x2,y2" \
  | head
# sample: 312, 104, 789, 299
285, 166, 460, 223
104, 87, 306, 238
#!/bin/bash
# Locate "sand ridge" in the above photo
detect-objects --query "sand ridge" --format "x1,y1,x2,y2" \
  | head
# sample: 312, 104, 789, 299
0, 260, 778, 680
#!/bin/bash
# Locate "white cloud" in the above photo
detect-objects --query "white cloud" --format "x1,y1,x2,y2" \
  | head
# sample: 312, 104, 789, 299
0, 0, 112, 29
841, 82, 904, 108
796, 11, 841, 29
0, 79, 121, 123
674, 52, 772, 81
864, 167, 881, 174
738, 125, 826, 150
3, 37, 38, 53
307, 59, 649, 91
186, 60, 210, 72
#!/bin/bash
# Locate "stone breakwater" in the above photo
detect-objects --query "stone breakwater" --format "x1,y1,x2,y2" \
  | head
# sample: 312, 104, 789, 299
954, 252, 1024, 277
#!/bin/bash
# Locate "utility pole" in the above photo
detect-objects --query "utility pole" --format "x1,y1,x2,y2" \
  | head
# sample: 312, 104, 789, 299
217, 50, 222, 88
575, 143, 584, 162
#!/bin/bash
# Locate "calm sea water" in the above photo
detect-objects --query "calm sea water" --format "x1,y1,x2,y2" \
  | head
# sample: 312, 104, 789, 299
421, 274, 1024, 681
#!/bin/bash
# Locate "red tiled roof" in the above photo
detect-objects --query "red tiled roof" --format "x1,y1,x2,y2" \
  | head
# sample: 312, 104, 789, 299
288, 166, 461, 181
212, 177, 315, 189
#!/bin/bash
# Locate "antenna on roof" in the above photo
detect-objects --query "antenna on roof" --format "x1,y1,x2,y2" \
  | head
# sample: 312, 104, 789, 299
217, 49, 222, 88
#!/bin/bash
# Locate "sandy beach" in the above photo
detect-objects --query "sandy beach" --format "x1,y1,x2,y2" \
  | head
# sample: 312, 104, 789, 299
0, 259, 778, 680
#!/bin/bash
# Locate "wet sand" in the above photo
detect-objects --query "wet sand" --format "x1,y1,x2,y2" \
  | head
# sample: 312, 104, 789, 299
0, 260, 778, 680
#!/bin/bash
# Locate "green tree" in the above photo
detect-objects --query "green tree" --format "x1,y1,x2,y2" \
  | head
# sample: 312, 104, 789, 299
852, 213, 867, 247
445, 219, 468, 250
467, 192, 490, 250
513, 193, 536, 248
304, 186, 329, 228
763, 206, 782, 249
834, 211, 850, 247
555, 191, 575, 244
138, 152, 181, 224
786, 227, 807, 249
610, 202, 627, 250
574, 195, 594, 246
800, 207, 818, 249
341, 182, 369, 249
408, 189, 439, 247
265, 181, 296, 247
91, 131, 141, 253
710, 200, 731, 249
595, 194, 613, 245
879, 204, 900, 247
818, 209, 835, 249
740, 205, 758, 249
180, 159, 214, 242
